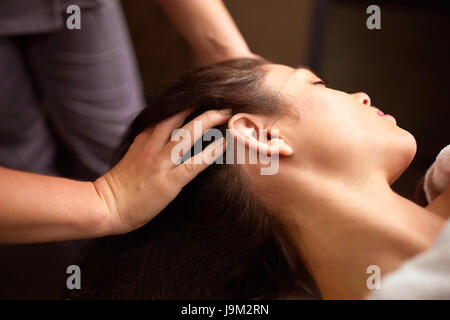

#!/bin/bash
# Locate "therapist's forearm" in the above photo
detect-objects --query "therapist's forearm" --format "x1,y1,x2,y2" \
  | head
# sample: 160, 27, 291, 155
157, 0, 252, 64
0, 167, 111, 243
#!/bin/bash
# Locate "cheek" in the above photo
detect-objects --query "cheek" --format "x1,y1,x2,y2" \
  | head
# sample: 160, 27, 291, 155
285, 93, 360, 152
285, 110, 363, 171
301, 97, 363, 148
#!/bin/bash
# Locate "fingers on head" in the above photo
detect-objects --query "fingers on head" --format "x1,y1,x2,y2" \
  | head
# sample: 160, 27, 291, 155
171, 137, 226, 185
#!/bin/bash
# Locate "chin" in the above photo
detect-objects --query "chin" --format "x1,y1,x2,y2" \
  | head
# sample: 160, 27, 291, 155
387, 129, 417, 185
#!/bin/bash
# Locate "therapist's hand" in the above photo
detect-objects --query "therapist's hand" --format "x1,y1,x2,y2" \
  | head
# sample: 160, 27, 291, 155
93, 109, 230, 234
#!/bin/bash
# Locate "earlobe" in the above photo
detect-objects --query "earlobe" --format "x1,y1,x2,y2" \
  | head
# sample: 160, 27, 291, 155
228, 113, 294, 157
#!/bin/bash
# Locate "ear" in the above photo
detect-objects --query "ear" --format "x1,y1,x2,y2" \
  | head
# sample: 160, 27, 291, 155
228, 113, 293, 156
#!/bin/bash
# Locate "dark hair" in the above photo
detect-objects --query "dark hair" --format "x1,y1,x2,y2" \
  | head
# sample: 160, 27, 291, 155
70, 58, 320, 299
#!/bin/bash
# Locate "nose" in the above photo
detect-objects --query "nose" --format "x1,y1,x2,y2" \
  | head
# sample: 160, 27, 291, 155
351, 92, 371, 106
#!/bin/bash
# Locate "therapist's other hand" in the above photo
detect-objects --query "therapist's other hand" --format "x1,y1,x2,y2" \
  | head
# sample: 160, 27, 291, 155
93, 109, 230, 234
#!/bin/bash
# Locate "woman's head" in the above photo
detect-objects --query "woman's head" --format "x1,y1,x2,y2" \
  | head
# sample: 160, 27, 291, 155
73, 58, 415, 299
227, 63, 417, 191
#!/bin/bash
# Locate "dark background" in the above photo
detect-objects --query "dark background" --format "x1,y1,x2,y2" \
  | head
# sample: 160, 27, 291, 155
121, 0, 450, 200
319, 0, 450, 199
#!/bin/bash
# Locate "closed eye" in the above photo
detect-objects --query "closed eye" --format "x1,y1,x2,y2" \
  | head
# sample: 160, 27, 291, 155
313, 80, 326, 87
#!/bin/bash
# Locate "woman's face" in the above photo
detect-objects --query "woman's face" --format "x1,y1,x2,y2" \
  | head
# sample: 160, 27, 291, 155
262, 64, 416, 184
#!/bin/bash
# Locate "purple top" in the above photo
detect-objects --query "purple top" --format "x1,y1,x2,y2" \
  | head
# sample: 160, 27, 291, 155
0, 0, 101, 36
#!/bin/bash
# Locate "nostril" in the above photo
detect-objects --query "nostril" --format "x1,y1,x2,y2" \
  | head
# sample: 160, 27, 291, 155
352, 92, 371, 106
361, 93, 371, 106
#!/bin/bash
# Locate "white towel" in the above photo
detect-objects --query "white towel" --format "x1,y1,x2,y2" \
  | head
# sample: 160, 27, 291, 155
366, 219, 450, 299
424, 144, 450, 203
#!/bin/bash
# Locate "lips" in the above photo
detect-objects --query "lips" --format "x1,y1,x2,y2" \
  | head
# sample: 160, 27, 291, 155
376, 109, 396, 124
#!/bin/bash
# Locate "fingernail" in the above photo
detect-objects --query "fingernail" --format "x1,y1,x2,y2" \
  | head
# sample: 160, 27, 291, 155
220, 108, 232, 115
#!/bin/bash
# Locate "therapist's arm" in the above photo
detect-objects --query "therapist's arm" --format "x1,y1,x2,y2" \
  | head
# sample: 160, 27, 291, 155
157, 0, 253, 64
0, 168, 112, 243
0, 109, 230, 244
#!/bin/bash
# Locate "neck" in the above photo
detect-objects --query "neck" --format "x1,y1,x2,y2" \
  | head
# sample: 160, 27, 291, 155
280, 172, 445, 299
